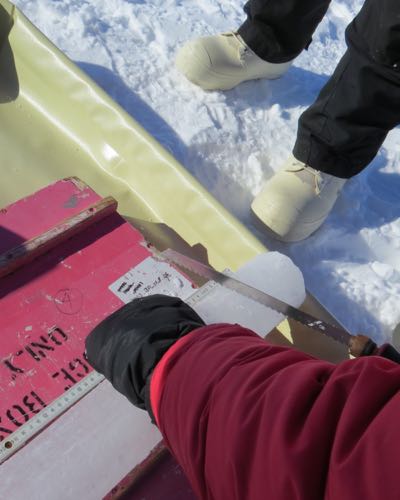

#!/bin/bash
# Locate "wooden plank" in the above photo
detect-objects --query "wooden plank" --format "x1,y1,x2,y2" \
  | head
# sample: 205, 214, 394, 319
0, 197, 118, 279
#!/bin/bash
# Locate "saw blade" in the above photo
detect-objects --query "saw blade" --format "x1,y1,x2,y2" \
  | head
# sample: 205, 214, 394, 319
160, 249, 352, 347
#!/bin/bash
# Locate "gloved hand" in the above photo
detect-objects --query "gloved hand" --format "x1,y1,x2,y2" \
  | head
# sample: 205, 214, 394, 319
349, 334, 400, 364
85, 294, 205, 417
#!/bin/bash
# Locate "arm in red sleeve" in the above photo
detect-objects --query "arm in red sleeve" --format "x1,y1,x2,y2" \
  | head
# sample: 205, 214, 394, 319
151, 323, 400, 500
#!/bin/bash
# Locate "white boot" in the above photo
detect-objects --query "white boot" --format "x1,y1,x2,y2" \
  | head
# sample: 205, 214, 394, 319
251, 156, 347, 242
175, 32, 293, 91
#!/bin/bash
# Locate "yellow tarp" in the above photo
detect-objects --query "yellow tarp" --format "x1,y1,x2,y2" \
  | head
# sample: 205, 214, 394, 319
0, 0, 264, 272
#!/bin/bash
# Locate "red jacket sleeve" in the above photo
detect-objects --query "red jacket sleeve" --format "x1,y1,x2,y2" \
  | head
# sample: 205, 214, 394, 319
151, 323, 400, 500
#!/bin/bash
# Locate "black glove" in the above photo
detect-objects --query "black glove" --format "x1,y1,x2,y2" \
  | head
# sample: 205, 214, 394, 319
85, 294, 205, 417
378, 344, 400, 365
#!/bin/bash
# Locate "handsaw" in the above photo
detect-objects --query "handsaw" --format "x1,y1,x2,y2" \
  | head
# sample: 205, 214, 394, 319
159, 249, 380, 358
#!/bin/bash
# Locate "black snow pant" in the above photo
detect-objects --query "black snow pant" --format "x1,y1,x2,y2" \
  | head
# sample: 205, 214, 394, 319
238, 0, 400, 178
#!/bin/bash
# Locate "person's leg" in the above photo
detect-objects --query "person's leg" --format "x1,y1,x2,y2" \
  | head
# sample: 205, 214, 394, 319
238, 0, 332, 63
294, 0, 400, 178
176, 0, 332, 90
252, 0, 400, 241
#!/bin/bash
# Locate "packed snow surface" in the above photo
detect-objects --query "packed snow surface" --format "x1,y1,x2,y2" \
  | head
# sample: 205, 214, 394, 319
192, 252, 306, 336
13, 0, 400, 344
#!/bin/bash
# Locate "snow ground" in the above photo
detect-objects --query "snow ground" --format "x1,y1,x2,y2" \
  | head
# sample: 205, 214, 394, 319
13, 0, 400, 345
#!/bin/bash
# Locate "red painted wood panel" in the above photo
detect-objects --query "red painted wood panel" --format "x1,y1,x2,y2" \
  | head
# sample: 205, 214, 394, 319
0, 178, 99, 253
0, 179, 193, 445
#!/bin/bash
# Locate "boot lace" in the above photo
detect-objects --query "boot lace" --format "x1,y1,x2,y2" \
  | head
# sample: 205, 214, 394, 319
222, 31, 249, 61
286, 163, 328, 195
303, 166, 328, 195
